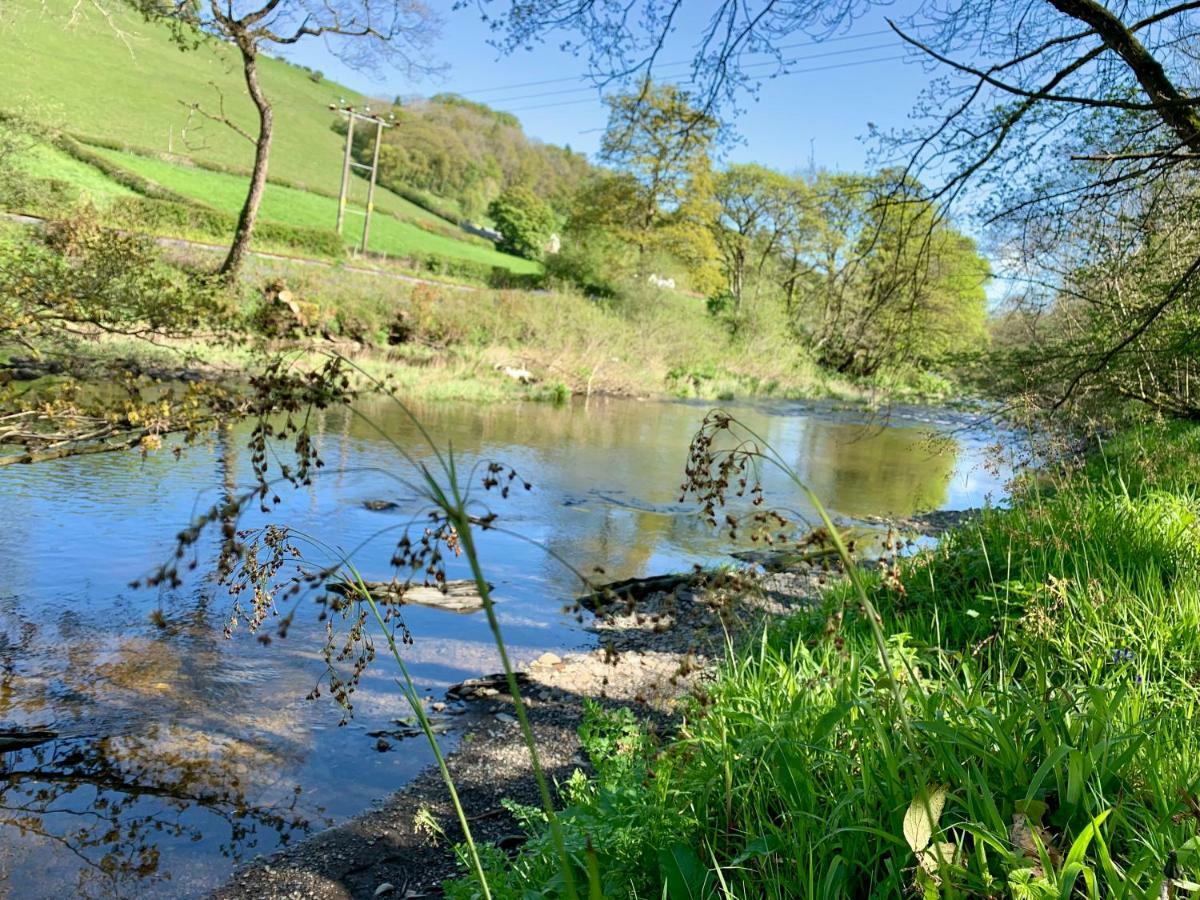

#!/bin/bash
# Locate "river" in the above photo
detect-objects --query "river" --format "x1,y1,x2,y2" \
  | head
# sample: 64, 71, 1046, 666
0, 395, 1012, 898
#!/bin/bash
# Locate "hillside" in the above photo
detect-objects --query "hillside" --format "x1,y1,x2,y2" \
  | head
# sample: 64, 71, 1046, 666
0, 0, 364, 194
0, 0, 546, 275
366, 94, 595, 221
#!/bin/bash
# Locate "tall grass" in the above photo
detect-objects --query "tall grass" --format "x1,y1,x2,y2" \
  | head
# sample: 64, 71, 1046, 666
442, 421, 1200, 898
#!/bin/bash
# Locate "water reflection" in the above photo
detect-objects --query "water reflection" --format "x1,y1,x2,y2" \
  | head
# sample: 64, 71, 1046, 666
0, 595, 319, 898
0, 396, 1009, 897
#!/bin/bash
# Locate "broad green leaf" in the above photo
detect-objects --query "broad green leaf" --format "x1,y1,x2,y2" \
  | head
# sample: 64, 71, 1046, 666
660, 842, 712, 900
904, 786, 947, 853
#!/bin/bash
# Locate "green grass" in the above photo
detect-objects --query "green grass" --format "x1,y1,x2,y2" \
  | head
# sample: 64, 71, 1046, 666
85, 147, 540, 272
13, 143, 137, 203
0, 0, 481, 232
4, 0, 366, 199
446, 422, 1200, 898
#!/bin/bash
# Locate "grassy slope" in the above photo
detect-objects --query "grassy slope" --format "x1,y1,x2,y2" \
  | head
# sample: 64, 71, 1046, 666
93, 147, 541, 272
0, 0, 536, 268
453, 423, 1200, 897
1, 0, 363, 193
15, 143, 138, 201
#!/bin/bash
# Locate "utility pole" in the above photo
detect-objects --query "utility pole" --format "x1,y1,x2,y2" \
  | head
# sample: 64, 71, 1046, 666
330, 103, 392, 254
360, 117, 384, 253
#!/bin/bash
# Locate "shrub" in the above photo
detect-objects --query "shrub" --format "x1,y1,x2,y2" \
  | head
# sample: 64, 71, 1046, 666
1, 206, 229, 342
488, 187, 556, 260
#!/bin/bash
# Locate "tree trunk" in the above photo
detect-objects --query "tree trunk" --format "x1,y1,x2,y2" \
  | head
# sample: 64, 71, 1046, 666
1048, 0, 1200, 154
219, 40, 273, 281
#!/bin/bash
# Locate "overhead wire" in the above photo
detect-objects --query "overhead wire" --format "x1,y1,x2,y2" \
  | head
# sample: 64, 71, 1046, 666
500, 53, 910, 113
452, 22, 936, 98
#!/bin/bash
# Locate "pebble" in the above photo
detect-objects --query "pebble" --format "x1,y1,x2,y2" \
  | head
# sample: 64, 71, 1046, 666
495, 713, 517, 725
533, 651, 562, 667
430, 701, 446, 712
374, 883, 395, 896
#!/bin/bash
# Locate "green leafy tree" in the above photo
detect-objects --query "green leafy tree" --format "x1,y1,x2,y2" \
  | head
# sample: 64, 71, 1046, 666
791, 173, 989, 376
488, 187, 557, 260
712, 164, 810, 313
599, 82, 723, 291
371, 96, 593, 221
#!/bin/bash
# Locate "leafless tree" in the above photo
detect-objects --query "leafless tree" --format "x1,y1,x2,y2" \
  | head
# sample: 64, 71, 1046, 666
127, 0, 442, 279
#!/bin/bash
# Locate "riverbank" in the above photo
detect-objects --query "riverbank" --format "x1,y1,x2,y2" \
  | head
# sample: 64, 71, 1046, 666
209, 511, 976, 899
451, 422, 1200, 897
212, 422, 1200, 898
1, 215, 958, 438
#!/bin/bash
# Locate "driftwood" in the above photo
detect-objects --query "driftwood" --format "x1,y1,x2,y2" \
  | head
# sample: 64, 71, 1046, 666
576, 571, 714, 613
326, 579, 492, 614
730, 546, 841, 572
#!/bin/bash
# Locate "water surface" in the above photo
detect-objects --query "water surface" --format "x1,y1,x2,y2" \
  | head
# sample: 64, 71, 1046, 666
0, 396, 1011, 897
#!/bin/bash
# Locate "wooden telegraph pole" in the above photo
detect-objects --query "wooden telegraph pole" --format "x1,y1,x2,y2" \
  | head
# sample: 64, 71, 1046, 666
330, 104, 392, 255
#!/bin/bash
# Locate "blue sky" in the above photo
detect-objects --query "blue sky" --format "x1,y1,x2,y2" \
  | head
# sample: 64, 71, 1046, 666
283, 2, 936, 174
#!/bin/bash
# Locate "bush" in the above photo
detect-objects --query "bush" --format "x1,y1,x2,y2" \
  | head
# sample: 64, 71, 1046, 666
1, 206, 229, 342
488, 187, 556, 259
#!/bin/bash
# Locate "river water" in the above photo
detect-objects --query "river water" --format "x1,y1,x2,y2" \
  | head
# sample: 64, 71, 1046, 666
0, 396, 1012, 898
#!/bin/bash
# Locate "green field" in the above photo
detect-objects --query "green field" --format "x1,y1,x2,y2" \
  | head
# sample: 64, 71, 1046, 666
15, 143, 138, 202
1, 0, 364, 192
85, 146, 540, 272
0, 0, 543, 274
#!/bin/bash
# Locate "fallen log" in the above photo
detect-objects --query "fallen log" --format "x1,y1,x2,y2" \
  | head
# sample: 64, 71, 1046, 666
730, 546, 841, 572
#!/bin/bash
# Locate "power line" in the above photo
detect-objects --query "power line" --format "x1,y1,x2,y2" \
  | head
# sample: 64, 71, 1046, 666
499, 53, 909, 113
454, 23, 933, 98
481, 40, 899, 105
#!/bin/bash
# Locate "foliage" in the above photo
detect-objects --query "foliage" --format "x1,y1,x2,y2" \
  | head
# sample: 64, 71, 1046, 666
588, 82, 724, 294
787, 172, 990, 377
0, 207, 228, 343
711, 163, 808, 315
985, 178, 1200, 421
0, 212, 245, 460
487, 187, 556, 260
368, 94, 593, 220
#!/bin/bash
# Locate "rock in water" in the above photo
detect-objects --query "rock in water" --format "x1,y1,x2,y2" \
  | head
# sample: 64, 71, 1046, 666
576, 571, 712, 612
447, 672, 531, 701
326, 579, 492, 614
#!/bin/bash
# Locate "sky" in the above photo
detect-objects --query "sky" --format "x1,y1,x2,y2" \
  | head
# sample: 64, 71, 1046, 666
282, 1, 938, 175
